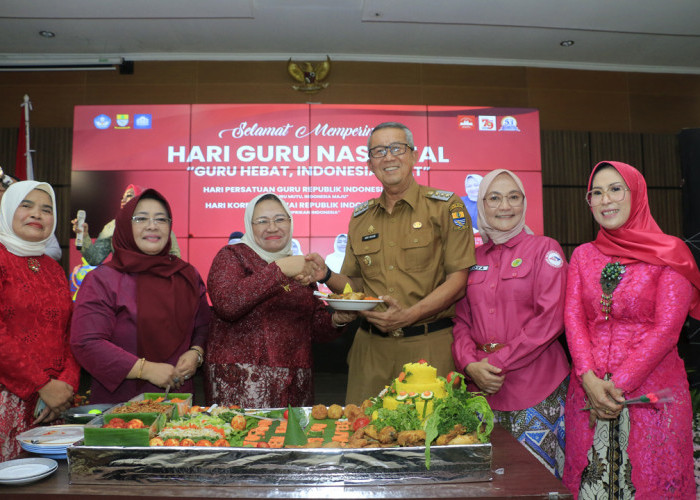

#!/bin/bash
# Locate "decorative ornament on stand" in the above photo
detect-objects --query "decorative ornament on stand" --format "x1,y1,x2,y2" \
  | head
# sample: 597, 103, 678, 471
287, 56, 331, 93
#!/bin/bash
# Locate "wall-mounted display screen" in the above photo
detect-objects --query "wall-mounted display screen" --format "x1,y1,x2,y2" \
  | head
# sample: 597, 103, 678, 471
70, 104, 541, 282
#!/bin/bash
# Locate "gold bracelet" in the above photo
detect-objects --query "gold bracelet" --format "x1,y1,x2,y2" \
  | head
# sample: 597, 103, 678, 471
188, 347, 204, 367
136, 358, 146, 379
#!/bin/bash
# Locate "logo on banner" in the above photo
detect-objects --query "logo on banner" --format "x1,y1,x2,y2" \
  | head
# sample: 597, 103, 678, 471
499, 116, 520, 131
478, 116, 496, 131
115, 114, 130, 129
134, 114, 152, 129
93, 114, 111, 129
458, 115, 476, 130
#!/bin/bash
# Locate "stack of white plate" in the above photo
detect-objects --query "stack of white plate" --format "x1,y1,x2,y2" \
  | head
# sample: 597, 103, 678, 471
0, 458, 58, 485
16, 425, 84, 459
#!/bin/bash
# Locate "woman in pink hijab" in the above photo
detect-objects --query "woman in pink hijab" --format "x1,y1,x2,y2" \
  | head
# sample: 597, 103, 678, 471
452, 169, 570, 477
564, 161, 699, 499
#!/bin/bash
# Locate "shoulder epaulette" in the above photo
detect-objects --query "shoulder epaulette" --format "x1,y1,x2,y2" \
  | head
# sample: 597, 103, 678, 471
353, 199, 376, 217
425, 189, 454, 201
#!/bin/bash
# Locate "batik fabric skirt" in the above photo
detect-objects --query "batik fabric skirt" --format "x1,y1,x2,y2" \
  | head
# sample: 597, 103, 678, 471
0, 386, 31, 461
494, 375, 568, 478
578, 407, 635, 499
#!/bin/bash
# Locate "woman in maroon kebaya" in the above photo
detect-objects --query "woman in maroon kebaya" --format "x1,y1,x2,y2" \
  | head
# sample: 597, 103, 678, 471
205, 193, 355, 408
71, 189, 209, 403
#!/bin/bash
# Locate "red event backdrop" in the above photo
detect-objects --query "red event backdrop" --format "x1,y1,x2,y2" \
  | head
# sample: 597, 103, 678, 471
70, 104, 542, 282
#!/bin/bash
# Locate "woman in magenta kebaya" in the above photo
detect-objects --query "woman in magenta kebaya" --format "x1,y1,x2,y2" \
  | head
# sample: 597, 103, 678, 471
564, 161, 699, 499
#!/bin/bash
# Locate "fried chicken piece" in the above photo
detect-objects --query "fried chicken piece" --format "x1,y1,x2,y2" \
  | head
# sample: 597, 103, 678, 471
351, 427, 366, 440
327, 404, 343, 420
378, 426, 397, 444
343, 404, 362, 422
436, 424, 467, 446
311, 404, 328, 420
363, 424, 380, 441
349, 426, 379, 448
346, 437, 369, 448
435, 435, 451, 446
397, 430, 426, 447
360, 399, 373, 413
328, 292, 365, 300
448, 433, 479, 445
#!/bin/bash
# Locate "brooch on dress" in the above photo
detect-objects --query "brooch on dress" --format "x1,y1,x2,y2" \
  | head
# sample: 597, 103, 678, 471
28, 257, 41, 273
600, 262, 625, 320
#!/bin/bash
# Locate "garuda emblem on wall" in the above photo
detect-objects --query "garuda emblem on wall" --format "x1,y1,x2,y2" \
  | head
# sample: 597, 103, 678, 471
287, 56, 331, 93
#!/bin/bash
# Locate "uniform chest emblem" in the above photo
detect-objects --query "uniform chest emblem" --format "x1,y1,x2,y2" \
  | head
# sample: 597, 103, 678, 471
363, 255, 372, 266
545, 250, 563, 268
511, 258, 523, 268
412, 221, 422, 229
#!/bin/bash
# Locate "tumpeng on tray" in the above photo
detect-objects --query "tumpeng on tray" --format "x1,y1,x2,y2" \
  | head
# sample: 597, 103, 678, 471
67, 440, 492, 486
68, 403, 492, 486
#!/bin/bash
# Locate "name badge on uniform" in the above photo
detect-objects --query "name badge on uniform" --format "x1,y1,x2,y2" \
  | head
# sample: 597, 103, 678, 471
362, 233, 379, 241
469, 265, 489, 271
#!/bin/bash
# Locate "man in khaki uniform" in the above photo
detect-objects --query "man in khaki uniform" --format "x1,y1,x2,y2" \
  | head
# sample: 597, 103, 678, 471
310, 122, 476, 404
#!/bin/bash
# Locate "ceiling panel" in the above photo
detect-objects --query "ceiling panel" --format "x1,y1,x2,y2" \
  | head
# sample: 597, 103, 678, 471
0, 0, 698, 73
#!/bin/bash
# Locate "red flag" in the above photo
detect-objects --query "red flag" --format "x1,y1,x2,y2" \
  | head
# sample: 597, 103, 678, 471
15, 95, 33, 181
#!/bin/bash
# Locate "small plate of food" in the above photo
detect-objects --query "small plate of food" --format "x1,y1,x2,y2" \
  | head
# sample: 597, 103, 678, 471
314, 290, 383, 311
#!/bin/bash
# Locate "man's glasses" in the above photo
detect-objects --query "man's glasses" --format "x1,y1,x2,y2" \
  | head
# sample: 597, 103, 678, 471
586, 184, 628, 207
483, 192, 525, 209
131, 216, 171, 226
368, 142, 413, 159
252, 216, 291, 227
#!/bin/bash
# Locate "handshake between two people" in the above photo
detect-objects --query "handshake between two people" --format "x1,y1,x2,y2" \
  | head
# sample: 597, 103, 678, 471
282, 252, 414, 333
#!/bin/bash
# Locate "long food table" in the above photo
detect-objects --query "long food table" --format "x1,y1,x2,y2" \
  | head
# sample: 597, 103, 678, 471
0, 425, 572, 499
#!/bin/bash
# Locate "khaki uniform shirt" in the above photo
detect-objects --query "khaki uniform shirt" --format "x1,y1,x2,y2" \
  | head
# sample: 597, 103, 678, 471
341, 181, 476, 323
